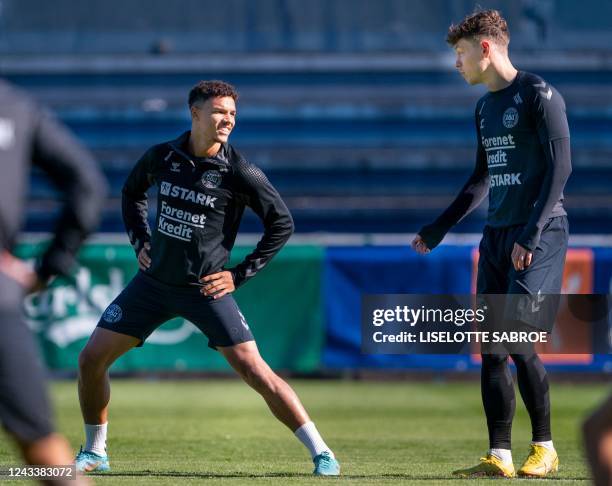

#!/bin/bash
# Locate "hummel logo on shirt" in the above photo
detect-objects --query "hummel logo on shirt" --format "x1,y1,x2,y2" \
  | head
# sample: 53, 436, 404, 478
479, 101, 487, 115
533, 82, 552, 100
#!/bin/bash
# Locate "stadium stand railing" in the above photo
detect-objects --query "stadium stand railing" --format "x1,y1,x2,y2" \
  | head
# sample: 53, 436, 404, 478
1, 0, 610, 235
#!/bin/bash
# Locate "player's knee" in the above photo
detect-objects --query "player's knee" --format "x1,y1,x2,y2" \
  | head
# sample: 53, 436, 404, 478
239, 360, 277, 394
482, 353, 509, 367
78, 346, 108, 377
510, 352, 538, 366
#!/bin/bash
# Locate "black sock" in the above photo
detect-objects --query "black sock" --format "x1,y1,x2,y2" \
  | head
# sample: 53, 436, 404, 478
511, 352, 551, 442
481, 353, 516, 449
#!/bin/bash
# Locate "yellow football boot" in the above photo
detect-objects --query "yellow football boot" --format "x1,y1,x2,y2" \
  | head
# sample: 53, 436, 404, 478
518, 444, 559, 478
452, 454, 516, 478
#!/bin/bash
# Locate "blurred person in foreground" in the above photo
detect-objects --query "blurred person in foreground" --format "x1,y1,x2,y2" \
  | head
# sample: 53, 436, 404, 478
75, 80, 340, 476
411, 9, 571, 478
0, 78, 106, 484
583, 393, 612, 486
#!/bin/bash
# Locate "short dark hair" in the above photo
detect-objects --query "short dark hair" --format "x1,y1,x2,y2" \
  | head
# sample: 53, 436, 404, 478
446, 9, 510, 47
188, 80, 239, 107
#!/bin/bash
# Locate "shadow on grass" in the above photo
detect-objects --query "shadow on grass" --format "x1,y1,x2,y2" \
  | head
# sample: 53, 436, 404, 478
90, 471, 591, 481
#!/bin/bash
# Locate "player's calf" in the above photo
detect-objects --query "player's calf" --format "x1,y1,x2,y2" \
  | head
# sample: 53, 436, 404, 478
220, 341, 340, 475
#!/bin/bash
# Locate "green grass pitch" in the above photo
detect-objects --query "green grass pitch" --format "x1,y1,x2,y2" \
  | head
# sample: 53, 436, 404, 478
0, 379, 608, 485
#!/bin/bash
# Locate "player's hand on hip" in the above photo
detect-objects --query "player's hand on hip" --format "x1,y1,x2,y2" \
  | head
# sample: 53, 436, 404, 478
199, 271, 235, 299
138, 242, 151, 270
511, 242, 533, 271
411, 234, 431, 255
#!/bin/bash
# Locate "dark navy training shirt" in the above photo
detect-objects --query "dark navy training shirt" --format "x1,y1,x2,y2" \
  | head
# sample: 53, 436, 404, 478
419, 71, 572, 251
122, 131, 294, 288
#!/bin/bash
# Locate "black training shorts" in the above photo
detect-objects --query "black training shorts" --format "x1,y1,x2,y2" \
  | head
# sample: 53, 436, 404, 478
97, 271, 254, 349
0, 273, 54, 443
476, 216, 569, 346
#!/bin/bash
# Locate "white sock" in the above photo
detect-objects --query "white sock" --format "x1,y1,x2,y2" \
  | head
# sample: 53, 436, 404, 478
533, 440, 555, 451
84, 423, 107, 456
489, 448, 513, 465
294, 421, 334, 459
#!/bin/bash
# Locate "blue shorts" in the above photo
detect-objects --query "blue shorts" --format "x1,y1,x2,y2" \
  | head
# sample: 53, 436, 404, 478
97, 271, 254, 349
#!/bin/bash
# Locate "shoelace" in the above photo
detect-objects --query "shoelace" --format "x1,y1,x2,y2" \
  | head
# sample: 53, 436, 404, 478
524, 446, 546, 466
77, 448, 100, 460
481, 456, 498, 465
317, 453, 333, 464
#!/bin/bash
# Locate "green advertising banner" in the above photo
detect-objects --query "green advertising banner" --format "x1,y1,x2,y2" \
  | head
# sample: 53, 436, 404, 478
16, 241, 324, 373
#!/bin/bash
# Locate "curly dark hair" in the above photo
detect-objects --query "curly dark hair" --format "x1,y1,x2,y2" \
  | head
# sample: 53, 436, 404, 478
188, 80, 239, 107
446, 9, 510, 47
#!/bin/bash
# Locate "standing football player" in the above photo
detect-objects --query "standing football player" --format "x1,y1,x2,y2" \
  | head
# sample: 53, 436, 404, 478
0, 77, 105, 485
75, 80, 340, 476
411, 10, 571, 478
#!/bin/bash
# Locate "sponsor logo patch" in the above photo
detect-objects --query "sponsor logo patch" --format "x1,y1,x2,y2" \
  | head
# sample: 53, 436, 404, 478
102, 304, 123, 323
159, 181, 217, 207
490, 172, 522, 187
160, 181, 172, 196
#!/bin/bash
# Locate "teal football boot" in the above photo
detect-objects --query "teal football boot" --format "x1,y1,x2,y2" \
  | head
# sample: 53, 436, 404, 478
313, 451, 340, 476
75, 446, 110, 473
